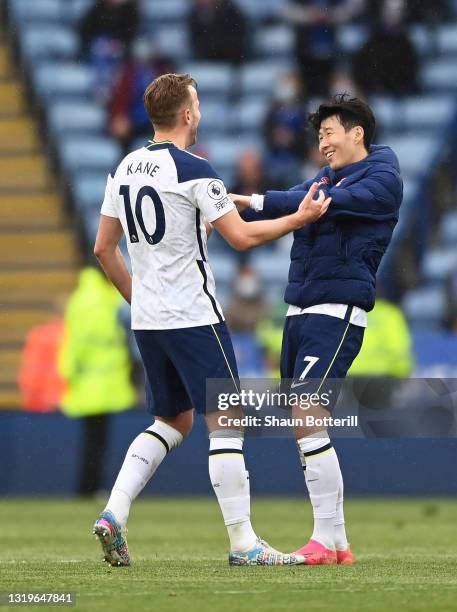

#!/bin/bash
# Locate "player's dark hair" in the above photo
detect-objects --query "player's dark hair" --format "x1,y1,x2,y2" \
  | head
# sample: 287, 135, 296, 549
144, 73, 197, 129
309, 93, 376, 151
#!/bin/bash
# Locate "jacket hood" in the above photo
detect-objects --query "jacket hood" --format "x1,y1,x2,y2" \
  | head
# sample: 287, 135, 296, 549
366, 144, 400, 172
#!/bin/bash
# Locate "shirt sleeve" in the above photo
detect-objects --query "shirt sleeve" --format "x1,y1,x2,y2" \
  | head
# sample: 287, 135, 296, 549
192, 177, 235, 223
100, 174, 119, 218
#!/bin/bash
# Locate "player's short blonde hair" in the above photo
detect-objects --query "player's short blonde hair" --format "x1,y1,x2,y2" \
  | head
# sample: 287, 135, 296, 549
144, 73, 197, 129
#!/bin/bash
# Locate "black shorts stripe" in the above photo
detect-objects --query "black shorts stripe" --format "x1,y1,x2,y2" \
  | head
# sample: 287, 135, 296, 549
303, 442, 333, 458
195, 210, 206, 262
143, 430, 169, 453
209, 448, 243, 456
196, 259, 223, 323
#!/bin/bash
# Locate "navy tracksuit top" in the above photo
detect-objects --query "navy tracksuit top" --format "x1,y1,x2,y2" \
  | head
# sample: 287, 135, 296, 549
246, 145, 403, 312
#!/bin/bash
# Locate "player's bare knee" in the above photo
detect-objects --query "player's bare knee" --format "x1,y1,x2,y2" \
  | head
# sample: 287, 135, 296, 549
292, 403, 331, 439
156, 411, 193, 438
205, 405, 244, 434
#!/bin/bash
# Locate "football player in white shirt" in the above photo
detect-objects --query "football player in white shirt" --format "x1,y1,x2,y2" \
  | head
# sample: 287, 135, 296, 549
92, 73, 330, 567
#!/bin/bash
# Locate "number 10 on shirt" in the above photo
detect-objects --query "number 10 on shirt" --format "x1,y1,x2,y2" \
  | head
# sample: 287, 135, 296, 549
119, 184, 166, 245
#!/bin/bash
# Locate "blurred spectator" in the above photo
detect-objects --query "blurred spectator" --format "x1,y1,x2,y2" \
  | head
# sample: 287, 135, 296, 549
109, 38, 174, 152
263, 71, 308, 186
301, 140, 326, 182
59, 267, 136, 496
282, 0, 365, 96
225, 266, 267, 376
190, 0, 248, 64
406, 0, 450, 23
353, 0, 418, 96
231, 150, 274, 197
18, 308, 66, 413
79, 0, 139, 101
329, 70, 361, 98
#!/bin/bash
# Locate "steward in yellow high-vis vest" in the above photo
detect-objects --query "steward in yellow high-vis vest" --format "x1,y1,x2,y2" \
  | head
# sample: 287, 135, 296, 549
59, 267, 136, 417
349, 298, 414, 377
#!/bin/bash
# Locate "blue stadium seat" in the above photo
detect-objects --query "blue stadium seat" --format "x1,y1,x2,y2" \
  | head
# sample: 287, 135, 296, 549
437, 25, 457, 55
254, 26, 294, 59
209, 253, 238, 285
422, 247, 457, 283
72, 173, 108, 210
386, 134, 440, 178
231, 97, 269, 132
250, 250, 290, 285
140, 0, 190, 23
148, 24, 190, 60
34, 62, 93, 101
409, 25, 433, 56
199, 99, 232, 135
239, 61, 292, 96
235, 0, 284, 20
369, 96, 455, 133
70, 0, 93, 20
9, 0, 66, 24
20, 26, 79, 62
422, 59, 457, 91
439, 211, 457, 246
180, 63, 234, 95
403, 96, 456, 130
47, 101, 106, 135
401, 179, 418, 206
371, 97, 400, 131
336, 25, 369, 53
59, 136, 122, 175
402, 285, 447, 329
203, 136, 263, 174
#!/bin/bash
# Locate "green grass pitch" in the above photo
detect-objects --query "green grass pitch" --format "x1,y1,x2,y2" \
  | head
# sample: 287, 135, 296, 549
1, 498, 457, 611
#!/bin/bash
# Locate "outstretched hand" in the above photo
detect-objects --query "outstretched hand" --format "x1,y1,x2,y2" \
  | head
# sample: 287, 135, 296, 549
294, 182, 331, 228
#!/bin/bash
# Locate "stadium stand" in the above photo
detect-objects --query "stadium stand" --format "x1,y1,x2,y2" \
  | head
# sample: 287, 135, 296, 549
3, 0, 457, 369
0, 27, 80, 408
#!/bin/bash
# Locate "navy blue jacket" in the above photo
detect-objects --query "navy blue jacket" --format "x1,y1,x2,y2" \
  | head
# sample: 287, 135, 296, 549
245, 145, 403, 311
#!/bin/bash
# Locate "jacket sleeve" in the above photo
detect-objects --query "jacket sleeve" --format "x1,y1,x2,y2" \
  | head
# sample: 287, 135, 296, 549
242, 178, 315, 221
321, 170, 402, 221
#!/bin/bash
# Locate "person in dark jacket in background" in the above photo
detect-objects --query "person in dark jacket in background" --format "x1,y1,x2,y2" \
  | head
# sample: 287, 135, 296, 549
79, 0, 139, 101
190, 0, 248, 64
79, 0, 138, 57
353, 0, 418, 96
109, 38, 173, 153
230, 94, 403, 566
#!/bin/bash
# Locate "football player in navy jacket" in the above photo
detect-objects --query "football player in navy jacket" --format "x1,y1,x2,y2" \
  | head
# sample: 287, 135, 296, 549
231, 94, 403, 564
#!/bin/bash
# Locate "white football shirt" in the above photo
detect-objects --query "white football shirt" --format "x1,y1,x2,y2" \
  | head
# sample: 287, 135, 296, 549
100, 141, 234, 330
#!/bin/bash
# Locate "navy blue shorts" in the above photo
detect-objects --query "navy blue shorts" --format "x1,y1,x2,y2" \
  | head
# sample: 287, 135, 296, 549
134, 321, 239, 417
280, 311, 364, 402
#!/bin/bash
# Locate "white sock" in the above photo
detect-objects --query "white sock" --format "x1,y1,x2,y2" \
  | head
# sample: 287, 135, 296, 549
334, 480, 349, 551
209, 432, 257, 552
297, 432, 340, 550
105, 420, 183, 527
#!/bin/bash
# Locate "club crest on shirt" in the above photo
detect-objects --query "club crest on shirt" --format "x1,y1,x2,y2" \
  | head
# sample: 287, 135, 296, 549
318, 176, 330, 186
207, 179, 225, 200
